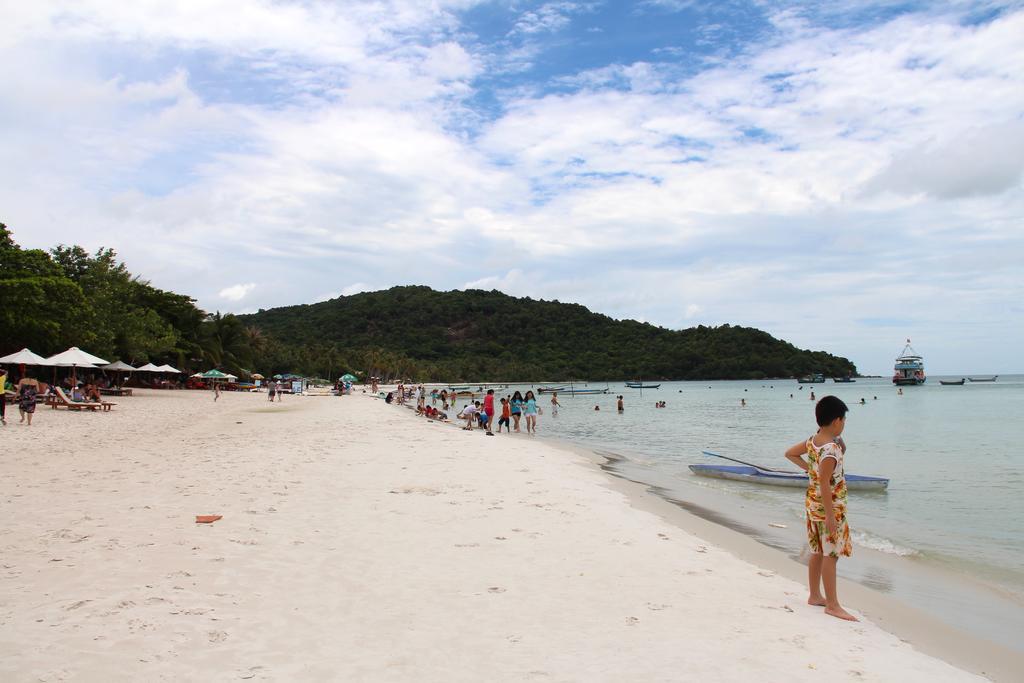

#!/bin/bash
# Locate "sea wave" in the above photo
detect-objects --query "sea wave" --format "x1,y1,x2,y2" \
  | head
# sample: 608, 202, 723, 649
852, 530, 920, 557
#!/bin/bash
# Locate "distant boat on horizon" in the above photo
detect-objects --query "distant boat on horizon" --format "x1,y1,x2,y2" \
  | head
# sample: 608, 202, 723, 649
625, 381, 661, 389
967, 375, 998, 382
797, 373, 825, 384
893, 339, 926, 385
940, 378, 966, 386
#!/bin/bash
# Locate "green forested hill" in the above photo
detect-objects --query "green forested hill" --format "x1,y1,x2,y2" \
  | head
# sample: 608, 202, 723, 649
1, 222, 856, 381
239, 286, 857, 381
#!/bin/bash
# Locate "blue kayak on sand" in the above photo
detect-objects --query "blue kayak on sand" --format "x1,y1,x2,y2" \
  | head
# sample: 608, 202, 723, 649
688, 463, 889, 491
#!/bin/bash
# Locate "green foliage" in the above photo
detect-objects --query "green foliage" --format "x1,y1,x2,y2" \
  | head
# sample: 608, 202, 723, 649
239, 286, 859, 381
2, 222, 858, 381
0, 224, 95, 354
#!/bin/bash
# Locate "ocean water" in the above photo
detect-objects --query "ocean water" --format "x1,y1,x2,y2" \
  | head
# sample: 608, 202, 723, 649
490, 376, 1024, 652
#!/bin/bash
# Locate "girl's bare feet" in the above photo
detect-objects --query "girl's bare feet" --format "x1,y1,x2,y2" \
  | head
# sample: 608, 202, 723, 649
807, 595, 826, 606
825, 605, 858, 621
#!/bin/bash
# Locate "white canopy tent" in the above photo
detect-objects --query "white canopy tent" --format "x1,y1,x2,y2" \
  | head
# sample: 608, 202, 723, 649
135, 363, 162, 373
156, 364, 182, 374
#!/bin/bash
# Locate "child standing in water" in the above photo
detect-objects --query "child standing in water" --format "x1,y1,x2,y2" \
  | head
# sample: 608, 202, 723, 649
784, 395, 857, 621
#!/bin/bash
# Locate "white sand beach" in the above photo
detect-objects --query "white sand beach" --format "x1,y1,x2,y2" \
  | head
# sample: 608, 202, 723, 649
0, 390, 1014, 681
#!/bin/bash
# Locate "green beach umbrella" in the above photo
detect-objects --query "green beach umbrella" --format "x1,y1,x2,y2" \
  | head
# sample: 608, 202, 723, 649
201, 369, 229, 379
341, 373, 358, 382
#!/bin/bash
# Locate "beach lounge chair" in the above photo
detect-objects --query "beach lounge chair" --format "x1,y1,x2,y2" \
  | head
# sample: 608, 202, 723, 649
53, 387, 116, 412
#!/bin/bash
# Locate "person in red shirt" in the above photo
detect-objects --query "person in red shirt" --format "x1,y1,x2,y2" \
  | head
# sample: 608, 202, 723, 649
483, 389, 496, 436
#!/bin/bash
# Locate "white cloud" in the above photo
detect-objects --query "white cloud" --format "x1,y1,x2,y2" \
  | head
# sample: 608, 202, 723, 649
1, 2, 1022, 373
219, 283, 256, 301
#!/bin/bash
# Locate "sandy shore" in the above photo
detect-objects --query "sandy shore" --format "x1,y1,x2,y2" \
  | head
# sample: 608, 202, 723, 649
0, 389, 1005, 681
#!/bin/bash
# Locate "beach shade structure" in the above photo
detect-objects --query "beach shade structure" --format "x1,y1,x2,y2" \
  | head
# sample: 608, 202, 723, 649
45, 346, 110, 384
201, 369, 229, 380
45, 347, 109, 367
0, 347, 50, 382
341, 373, 358, 383
135, 362, 163, 373
251, 373, 265, 380
101, 359, 136, 388
156, 364, 182, 374
0, 348, 50, 366
191, 372, 204, 378
101, 360, 136, 372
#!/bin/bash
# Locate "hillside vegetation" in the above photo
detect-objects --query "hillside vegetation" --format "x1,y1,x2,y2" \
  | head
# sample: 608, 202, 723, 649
1, 222, 856, 381
240, 286, 857, 381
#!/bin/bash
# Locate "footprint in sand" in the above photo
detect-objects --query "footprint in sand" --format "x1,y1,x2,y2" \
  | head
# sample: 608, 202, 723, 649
208, 630, 228, 643
488, 587, 506, 593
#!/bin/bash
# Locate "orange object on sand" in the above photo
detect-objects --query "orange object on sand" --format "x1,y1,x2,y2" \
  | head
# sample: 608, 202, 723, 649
195, 515, 223, 524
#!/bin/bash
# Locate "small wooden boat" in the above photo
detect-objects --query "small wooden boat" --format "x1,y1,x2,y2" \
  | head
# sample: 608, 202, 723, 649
939, 378, 965, 385
967, 376, 998, 382
625, 382, 661, 389
537, 386, 567, 393
797, 373, 825, 384
688, 464, 890, 491
558, 388, 609, 395
832, 377, 856, 383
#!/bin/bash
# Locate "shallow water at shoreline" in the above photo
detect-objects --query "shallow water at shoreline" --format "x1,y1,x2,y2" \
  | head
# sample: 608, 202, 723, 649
467, 376, 1024, 653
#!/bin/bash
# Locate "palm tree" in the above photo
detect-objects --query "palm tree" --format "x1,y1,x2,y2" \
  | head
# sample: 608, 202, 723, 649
201, 313, 252, 375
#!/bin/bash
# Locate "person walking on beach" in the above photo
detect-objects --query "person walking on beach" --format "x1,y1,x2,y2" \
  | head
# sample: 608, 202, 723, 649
523, 390, 538, 434
276, 381, 283, 401
213, 381, 220, 402
17, 378, 38, 426
483, 389, 496, 436
510, 391, 524, 432
268, 380, 276, 402
497, 397, 511, 433
550, 391, 560, 417
784, 395, 857, 622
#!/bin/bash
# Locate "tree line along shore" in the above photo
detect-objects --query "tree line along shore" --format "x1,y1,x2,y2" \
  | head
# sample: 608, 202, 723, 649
1, 223, 857, 383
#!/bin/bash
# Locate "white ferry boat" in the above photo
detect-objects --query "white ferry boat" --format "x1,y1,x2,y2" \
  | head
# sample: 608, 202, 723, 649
892, 339, 926, 385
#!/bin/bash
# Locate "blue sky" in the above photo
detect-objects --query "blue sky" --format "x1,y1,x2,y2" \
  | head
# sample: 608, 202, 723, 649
2, 0, 1023, 374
